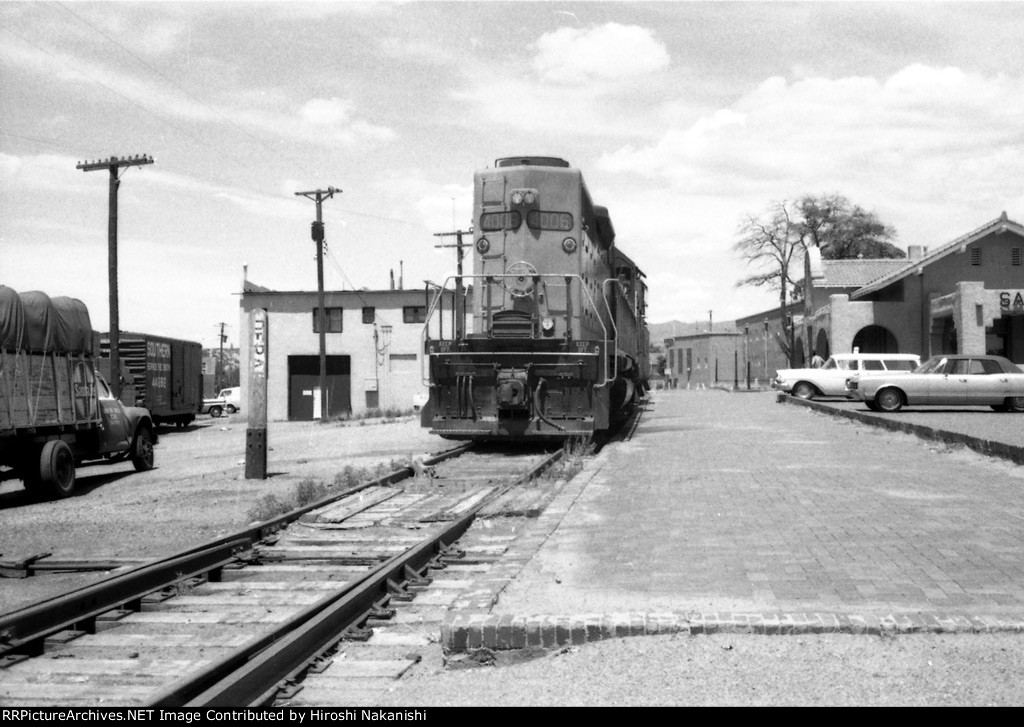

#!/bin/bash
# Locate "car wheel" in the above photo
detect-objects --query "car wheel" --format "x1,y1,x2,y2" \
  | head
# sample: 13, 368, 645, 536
209, 405, 223, 418
131, 427, 155, 471
39, 440, 76, 499
1008, 396, 1024, 413
792, 382, 816, 400
876, 388, 904, 413
226, 404, 237, 414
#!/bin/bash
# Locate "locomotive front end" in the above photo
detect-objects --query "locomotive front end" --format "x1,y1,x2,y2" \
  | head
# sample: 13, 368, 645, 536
421, 156, 641, 441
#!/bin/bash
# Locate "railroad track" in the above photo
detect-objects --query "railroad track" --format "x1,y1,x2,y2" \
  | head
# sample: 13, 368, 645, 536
0, 444, 564, 707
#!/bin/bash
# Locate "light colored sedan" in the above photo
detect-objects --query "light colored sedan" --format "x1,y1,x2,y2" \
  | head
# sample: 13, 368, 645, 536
846, 354, 1024, 413
773, 353, 919, 399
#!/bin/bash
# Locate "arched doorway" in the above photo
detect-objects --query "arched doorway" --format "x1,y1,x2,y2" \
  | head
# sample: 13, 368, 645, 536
815, 329, 830, 359
851, 325, 899, 353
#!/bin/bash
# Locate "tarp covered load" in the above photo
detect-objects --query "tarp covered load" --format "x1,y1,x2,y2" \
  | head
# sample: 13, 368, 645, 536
0, 285, 24, 352
0, 286, 94, 355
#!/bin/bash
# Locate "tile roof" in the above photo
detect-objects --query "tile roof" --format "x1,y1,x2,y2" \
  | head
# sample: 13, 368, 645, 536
817, 259, 910, 288
852, 213, 1024, 299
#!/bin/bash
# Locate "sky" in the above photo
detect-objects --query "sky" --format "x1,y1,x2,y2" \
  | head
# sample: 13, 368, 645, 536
2, 1, 1023, 352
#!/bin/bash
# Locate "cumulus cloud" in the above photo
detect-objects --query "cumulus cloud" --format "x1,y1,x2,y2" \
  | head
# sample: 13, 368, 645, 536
598, 64, 1024, 200
532, 23, 670, 84
593, 63, 1024, 321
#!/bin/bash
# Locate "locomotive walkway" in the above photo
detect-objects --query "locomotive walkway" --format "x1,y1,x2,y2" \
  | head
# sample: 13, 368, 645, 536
445, 389, 1024, 651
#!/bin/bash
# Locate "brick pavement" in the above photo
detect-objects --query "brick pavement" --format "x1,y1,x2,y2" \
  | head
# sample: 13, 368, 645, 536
444, 389, 1024, 652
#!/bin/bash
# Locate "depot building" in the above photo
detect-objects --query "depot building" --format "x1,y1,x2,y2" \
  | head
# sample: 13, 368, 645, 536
239, 278, 469, 421
667, 213, 1024, 388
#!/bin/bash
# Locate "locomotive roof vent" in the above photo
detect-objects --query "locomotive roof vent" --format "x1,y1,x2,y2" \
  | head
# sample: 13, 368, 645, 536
495, 156, 570, 168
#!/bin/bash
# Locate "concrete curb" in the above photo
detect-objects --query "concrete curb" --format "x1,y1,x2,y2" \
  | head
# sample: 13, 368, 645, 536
442, 611, 1024, 653
778, 394, 1024, 466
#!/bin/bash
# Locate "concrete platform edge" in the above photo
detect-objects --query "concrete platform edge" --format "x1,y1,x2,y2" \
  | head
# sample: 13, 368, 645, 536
441, 611, 1024, 654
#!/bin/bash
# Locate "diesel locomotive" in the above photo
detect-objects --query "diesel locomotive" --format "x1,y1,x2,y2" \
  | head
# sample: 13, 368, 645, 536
421, 156, 650, 440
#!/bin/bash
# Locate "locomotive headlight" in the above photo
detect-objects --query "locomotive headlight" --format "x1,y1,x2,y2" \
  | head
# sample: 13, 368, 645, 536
541, 317, 555, 336
476, 237, 490, 254
511, 191, 524, 205
524, 191, 536, 204
561, 237, 578, 254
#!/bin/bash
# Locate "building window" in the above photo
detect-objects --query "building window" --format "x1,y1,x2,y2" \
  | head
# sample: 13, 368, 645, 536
403, 306, 426, 324
1013, 247, 1022, 266
970, 248, 981, 266
312, 307, 343, 333
362, 307, 375, 324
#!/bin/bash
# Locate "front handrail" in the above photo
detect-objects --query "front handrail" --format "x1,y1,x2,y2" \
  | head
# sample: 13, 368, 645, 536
421, 272, 612, 385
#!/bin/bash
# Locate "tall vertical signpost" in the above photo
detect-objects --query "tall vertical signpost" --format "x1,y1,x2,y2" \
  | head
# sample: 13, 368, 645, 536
77, 154, 154, 400
245, 308, 268, 479
295, 187, 340, 419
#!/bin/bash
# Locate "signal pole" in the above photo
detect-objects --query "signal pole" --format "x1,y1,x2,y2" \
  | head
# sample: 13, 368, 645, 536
434, 229, 470, 339
77, 154, 154, 400
295, 187, 340, 418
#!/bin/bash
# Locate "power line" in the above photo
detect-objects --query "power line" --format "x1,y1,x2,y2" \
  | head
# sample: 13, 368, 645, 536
52, 2, 267, 146
0, 22, 252, 171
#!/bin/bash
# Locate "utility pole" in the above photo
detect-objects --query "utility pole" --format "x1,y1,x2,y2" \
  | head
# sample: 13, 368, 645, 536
77, 154, 154, 400
295, 186, 340, 418
434, 229, 471, 339
215, 322, 229, 391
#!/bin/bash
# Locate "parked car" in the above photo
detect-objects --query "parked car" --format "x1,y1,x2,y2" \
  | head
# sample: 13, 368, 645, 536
846, 354, 1024, 412
201, 396, 226, 418
772, 353, 921, 399
216, 387, 241, 414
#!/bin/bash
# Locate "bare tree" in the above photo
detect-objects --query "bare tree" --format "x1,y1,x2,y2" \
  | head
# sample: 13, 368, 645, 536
733, 200, 805, 365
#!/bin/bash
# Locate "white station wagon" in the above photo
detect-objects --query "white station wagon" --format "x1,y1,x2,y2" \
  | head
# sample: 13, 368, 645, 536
773, 353, 921, 400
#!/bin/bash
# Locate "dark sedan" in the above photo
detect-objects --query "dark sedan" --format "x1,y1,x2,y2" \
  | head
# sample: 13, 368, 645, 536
847, 354, 1024, 413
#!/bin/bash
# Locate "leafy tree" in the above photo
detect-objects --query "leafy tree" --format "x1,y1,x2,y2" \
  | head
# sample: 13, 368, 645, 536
798, 194, 903, 259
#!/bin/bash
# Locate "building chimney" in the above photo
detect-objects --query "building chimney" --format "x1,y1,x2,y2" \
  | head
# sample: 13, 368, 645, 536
390, 269, 395, 290
908, 245, 926, 261
399, 260, 404, 290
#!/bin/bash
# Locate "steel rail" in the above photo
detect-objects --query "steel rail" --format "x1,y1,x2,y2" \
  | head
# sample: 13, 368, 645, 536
158, 448, 565, 707
0, 538, 250, 660
0, 442, 471, 661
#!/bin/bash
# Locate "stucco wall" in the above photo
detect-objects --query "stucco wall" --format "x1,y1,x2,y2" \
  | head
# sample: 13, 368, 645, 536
239, 289, 469, 420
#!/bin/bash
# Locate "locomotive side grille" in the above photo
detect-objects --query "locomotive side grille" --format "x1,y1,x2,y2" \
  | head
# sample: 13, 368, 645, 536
490, 310, 534, 338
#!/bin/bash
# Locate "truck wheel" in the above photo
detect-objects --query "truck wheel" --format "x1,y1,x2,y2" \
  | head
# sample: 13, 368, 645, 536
131, 427, 155, 471
40, 440, 76, 499
209, 405, 223, 418
226, 404, 237, 414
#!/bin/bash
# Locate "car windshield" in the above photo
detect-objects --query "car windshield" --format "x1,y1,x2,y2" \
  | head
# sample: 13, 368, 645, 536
914, 356, 947, 374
